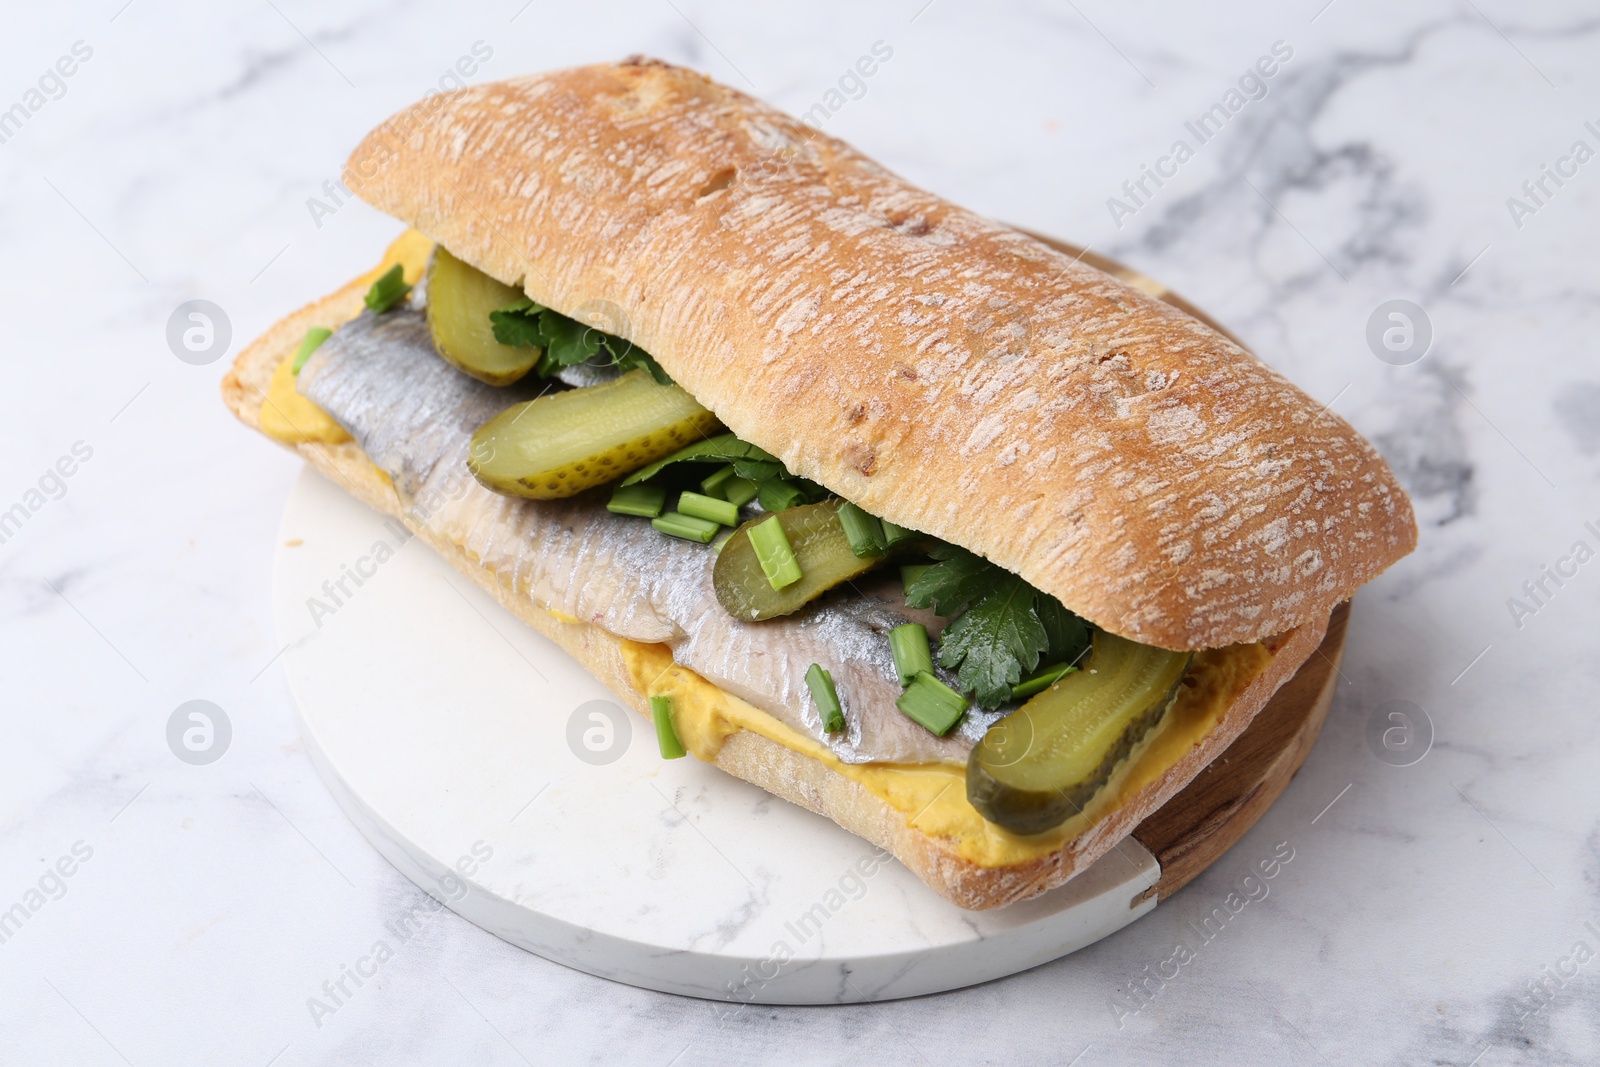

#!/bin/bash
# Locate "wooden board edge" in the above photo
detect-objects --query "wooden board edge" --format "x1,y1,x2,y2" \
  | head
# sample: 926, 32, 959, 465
1011, 225, 1345, 905
1129, 601, 1349, 903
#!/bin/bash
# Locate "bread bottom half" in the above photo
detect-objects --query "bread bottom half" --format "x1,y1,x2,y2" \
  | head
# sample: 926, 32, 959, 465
222, 234, 1326, 910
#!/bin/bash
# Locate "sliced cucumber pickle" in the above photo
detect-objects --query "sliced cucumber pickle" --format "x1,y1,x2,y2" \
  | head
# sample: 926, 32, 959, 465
469, 369, 721, 499
713, 499, 886, 620
967, 632, 1193, 835
426, 246, 539, 385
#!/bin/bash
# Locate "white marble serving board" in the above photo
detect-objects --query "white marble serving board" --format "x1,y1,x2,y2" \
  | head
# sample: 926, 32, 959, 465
272, 466, 1159, 1004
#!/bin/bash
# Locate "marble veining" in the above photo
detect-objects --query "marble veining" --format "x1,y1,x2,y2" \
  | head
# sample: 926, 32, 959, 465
4, 0, 1599, 1063
269, 471, 1163, 1002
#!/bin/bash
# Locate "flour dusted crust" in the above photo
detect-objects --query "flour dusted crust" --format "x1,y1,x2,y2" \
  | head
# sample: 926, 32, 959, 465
340, 58, 1415, 650
221, 269, 1325, 909
220, 56, 1399, 905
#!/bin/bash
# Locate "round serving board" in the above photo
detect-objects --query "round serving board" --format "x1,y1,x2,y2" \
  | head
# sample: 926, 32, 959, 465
273, 473, 1345, 1003
271, 240, 1347, 1004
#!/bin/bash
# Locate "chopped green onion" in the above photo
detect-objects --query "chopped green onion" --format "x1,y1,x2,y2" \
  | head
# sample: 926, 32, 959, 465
805, 663, 845, 733
757, 479, 805, 512
652, 511, 721, 543
881, 519, 918, 549
700, 464, 736, 498
1011, 662, 1077, 702
608, 484, 667, 518
722, 476, 759, 509
837, 501, 887, 558
889, 623, 933, 686
651, 694, 687, 759
899, 564, 931, 596
748, 515, 802, 589
291, 327, 333, 375
363, 263, 411, 313
677, 491, 739, 528
897, 671, 968, 736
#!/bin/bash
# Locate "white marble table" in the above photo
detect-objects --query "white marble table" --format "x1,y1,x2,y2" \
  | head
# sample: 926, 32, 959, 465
4, 1, 1597, 1063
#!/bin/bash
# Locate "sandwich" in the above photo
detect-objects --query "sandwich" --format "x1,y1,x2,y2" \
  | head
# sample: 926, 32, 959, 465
222, 58, 1416, 910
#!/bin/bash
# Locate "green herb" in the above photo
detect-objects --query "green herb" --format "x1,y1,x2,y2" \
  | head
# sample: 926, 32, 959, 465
489, 299, 671, 384
881, 519, 919, 549
905, 544, 1091, 709
722, 476, 759, 509
291, 326, 333, 375
677, 491, 739, 528
1035, 594, 1091, 666
622, 434, 786, 488
607, 484, 667, 518
550, 310, 641, 377
651, 695, 687, 759
805, 664, 845, 732
1011, 662, 1077, 702
896, 672, 968, 736
364, 264, 411, 313
837, 501, 887, 558
748, 515, 801, 589
899, 564, 930, 596
889, 623, 933, 686
700, 464, 737, 498
903, 544, 998, 617
618, 432, 824, 516
757, 479, 806, 512
651, 511, 721, 543
486, 302, 545, 348
935, 574, 1052, 709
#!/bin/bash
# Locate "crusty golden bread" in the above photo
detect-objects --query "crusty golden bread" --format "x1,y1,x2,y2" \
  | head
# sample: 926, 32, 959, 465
221, 237, 1326, 910
341, 57, 1415, 650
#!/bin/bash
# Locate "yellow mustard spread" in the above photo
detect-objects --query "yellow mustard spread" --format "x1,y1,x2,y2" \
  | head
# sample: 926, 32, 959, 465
620, 638, 1274, 867
265, 231, 1280, 870
260, 230, 435, 446
260, 354, 351, 444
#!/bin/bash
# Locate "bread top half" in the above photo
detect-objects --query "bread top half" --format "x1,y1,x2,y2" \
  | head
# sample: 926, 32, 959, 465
342, 57, 1416, 650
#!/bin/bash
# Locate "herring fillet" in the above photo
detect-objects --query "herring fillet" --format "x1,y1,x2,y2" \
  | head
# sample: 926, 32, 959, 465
298, 309, 999, 765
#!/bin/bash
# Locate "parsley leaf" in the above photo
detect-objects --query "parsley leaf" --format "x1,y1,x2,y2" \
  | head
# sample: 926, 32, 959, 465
533, 310, 603, 375
903, 544, 997, 617
489, 299, 673, 385
1035, 592, 1092, 666
620, 432, 827, 508
935, 574, 1049, 708
488, 301, 546, 348
621, 434, 787, 487
903, 543, 1093, 708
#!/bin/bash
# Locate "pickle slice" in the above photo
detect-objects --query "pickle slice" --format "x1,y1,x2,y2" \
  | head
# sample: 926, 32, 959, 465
469, 370, 720, 499
713, 499, 888, 620
426, 246, 539, 385
967, 632, 1193, 834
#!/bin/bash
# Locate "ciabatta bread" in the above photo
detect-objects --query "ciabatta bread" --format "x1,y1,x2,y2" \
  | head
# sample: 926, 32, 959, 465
341, 58, 1415, 650
222, 240, 1325, 910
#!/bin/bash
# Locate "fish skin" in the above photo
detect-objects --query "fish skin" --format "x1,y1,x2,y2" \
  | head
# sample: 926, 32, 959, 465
299, 309, 1001, 764
554, 356, 624, 388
